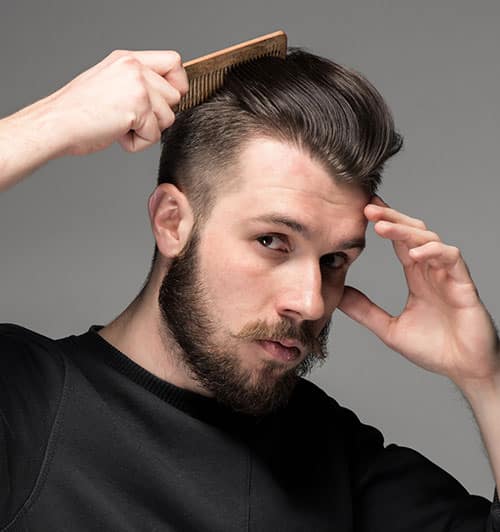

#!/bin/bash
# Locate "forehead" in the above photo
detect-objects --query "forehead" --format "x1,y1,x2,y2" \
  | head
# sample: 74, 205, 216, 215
212, 137, 369, 236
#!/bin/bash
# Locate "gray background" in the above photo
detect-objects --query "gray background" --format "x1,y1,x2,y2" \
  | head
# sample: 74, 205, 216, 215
1, 0, 499, 498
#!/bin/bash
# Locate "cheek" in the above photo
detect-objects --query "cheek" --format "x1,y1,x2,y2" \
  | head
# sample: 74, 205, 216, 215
199, 239, 272, 313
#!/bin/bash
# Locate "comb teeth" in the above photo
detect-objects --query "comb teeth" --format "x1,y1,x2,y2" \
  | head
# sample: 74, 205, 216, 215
182, 66, 229, 110
177, 31, 287, 113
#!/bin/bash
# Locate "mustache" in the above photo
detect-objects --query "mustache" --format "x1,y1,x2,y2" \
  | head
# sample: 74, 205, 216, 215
231, 319, 326, 358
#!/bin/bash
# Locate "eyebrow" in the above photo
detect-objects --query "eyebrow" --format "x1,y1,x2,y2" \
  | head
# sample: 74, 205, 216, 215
248, 214, 366, 251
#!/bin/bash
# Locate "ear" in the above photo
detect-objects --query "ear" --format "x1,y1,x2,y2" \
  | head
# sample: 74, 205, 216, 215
148, 184, 195, 259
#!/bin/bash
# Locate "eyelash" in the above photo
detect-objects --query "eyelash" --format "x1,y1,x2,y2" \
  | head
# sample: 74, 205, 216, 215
257, 234, 289, 252
256, 234, 349, 270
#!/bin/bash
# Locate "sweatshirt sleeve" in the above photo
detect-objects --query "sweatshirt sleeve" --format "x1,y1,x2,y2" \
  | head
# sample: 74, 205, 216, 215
0, 324, 66, 526
487, 490, 500, 531
337, 403, 498, 531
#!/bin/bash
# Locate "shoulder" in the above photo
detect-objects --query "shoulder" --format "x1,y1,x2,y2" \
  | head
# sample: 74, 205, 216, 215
293, 378, 385, 461
293, 378, 385, 438
0, 323, 66, 388
0, 322, 61, 348
293, 377, 378, 425
0, 323, 68, 426
0, 324, 68, 524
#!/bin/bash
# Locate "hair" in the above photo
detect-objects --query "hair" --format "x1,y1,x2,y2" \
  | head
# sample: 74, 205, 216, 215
154, 47, 403, 264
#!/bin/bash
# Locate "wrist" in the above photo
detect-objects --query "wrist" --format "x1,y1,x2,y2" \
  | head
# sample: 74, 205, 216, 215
453, 370, 500, 407
0, 95, 74, 191
7, 94, 74, 159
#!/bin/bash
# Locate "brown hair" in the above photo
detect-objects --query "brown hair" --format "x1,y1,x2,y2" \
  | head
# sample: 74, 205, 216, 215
156, 48, 402, 255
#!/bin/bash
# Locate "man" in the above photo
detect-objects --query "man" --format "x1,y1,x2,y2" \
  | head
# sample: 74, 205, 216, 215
0, 47, 499, 531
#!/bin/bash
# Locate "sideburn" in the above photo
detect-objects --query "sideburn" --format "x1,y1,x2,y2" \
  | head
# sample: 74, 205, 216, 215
158, 227, 216, 363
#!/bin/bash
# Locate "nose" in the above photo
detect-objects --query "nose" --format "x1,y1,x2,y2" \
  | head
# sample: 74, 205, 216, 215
275, 260, 326, 323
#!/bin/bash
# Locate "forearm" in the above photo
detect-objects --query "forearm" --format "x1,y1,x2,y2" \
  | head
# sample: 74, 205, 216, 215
0, 50, 187, 193
457, 369, 500, 491
0, 95, 69, 192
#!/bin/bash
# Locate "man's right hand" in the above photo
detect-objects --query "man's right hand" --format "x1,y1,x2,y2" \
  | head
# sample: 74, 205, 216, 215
52, 50, 189, 155
0, 50, 188, 190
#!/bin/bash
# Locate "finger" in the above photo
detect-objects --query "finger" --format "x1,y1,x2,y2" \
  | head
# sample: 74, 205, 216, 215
142, 69, 178, 130
371, 195, 389, 208
120, 112, 161, 152
365, 203, 427, 230
149, 99, 175, 133
338, 286, 394, 342
165, 62, 190, 97
143, 68, 182, 107
132, 50, 189, 95
393, 240, 414, 268
409, 241, 472, 282
119, 131, 151, 152
118, 132, 138, 152
374, 221, 440, 248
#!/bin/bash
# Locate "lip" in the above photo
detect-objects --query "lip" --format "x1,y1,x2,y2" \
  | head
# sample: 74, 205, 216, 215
274, 338, 303, 353
256, 339, 302, 362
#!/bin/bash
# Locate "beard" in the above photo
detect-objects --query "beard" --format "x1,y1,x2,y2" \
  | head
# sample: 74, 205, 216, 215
158, 229, 331, 417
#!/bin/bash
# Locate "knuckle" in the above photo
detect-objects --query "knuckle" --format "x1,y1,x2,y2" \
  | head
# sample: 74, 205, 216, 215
108, 50, 139, 67
170, 88, 181, 104
414, 219, 426, 230
167, 50, 182, 66
131, 81, 149, 105
114, 52, 141, 71
165, 109, 176, 129
125, 110, 138, 130
427, 241, 441, 251
159, 109, 175, 131
449, 246, 461, 260
109, 49, 127, 58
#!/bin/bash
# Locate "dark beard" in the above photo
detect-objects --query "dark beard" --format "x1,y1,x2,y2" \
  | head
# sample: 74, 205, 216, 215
158, 229, 330, 416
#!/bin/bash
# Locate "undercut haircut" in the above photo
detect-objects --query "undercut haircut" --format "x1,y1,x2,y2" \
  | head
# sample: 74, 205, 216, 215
154, 47, 403, 262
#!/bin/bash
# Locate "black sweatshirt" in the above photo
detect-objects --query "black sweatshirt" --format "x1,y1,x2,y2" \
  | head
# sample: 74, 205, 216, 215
0, 323, 499, 531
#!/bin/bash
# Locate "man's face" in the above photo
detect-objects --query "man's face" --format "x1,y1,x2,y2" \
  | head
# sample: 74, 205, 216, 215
159, 137, 368, 416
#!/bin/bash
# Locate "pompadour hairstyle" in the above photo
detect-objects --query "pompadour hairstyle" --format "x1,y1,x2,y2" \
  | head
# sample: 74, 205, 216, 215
156, 47, 402, 255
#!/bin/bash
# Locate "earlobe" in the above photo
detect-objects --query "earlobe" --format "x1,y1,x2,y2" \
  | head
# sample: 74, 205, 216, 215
148, 184, 194, 258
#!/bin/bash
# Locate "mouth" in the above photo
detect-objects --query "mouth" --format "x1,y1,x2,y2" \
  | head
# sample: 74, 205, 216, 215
256, 339, 302, 362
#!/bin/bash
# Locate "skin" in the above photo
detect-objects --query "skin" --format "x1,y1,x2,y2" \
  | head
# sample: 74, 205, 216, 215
154, 138, 369, 414
193, 138, 368, 371
1, 48, 499, 485
0, 50, 188, 191
96, 134, 500, 407
101, 137, 369, 407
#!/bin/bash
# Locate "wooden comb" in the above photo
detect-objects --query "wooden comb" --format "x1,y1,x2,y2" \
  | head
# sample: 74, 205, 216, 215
177, 30, 288, 112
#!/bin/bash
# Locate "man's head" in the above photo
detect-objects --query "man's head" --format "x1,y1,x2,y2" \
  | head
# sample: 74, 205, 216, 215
157, 49, 402, 228
147, 49, 402, 416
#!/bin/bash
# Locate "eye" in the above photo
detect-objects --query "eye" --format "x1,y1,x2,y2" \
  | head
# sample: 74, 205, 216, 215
321, 253, 348, 270
257, 234, 289, 252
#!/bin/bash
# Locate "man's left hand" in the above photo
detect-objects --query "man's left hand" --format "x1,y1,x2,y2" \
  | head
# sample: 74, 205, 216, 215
338, 196, 500, 389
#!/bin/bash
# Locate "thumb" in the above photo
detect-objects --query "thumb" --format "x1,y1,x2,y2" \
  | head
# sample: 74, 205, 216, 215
339, 286, 394, 342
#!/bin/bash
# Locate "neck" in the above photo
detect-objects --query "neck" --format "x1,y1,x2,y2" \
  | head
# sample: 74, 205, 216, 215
98, 266, 212, 397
